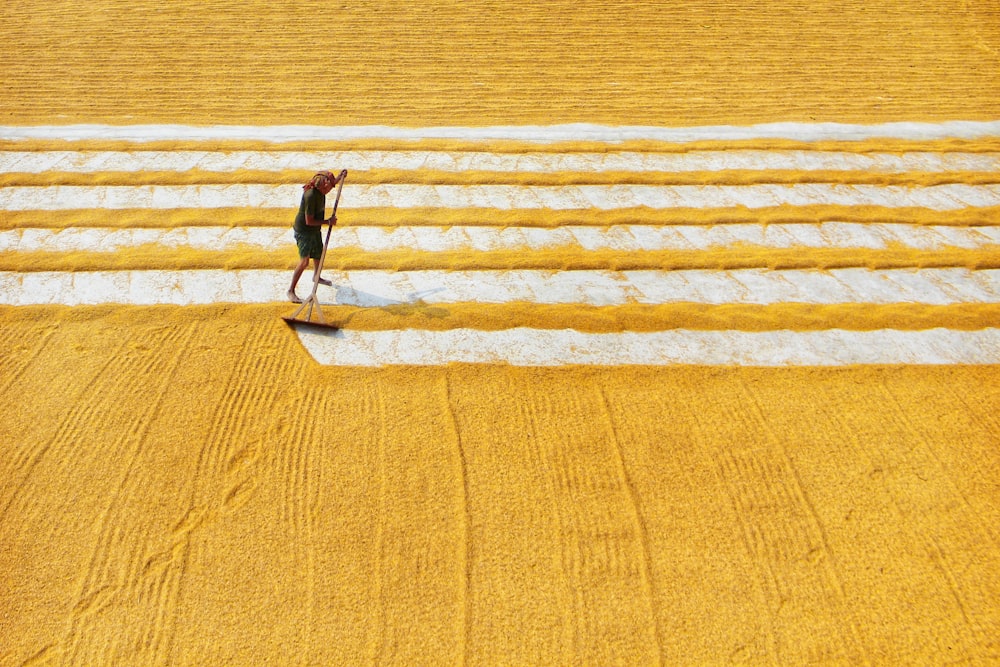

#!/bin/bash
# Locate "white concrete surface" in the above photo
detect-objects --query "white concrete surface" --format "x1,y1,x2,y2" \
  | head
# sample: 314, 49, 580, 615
295, 326, 1000, 366
2, 268, 998, 306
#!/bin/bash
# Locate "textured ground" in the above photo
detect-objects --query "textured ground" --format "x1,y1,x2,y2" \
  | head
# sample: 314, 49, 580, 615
2, 1, 1000, 665
3, 0, 1000, 126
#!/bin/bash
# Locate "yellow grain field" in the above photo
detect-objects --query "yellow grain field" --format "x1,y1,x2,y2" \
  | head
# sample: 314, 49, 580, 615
2, 1, 1000, 665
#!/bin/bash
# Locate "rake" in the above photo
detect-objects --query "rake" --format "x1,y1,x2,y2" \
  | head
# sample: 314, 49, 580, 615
282, 169, 348, 331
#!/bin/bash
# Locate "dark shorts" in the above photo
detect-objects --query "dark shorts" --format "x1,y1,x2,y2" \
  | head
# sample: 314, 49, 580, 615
294, 228, 323, 260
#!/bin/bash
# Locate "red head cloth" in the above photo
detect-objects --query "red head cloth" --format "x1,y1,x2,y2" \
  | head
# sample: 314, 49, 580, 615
303, 170, 334, 192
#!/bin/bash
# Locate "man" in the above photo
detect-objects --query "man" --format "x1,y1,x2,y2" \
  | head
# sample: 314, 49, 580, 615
288, 170, 345, 303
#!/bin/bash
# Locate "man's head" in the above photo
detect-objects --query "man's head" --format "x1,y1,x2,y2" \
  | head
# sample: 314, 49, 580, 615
304, 170, 336, 193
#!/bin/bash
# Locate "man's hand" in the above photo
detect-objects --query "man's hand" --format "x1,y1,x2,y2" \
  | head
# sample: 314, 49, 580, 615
326, 215, 337, 225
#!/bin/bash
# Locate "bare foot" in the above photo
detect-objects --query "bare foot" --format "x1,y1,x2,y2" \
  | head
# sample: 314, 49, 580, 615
287, 290, 302, 304
317, 277, 333, 287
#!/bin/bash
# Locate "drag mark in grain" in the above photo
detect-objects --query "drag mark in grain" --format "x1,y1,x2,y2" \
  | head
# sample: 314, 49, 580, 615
817, 382, 988, 654
370, 381, 391, 666
877, 379, 1000, 552
714, 450, 796, 611
716, 443, 869, 661
926, 536, 973, 627
944, 382, 1000, 441
521, 388, 655, 662
0, 328, 137, 537
595, 385, 663, 666
441, 374, 473, 666
516, 393, 579, 660
680, 387, 781, 662
276, 386, 326, 647
19, 643, 57, 667
0, 321, 57, 397
736, 378, 869, 663
870, 379, 999, 647
148, 323, 290, 666
0, 368, 110, 527
279, 387, 323, 533
507, 394, 575, 663
214, 325, 288, 511
63, 323, 197, 666
139, 538, 187, 667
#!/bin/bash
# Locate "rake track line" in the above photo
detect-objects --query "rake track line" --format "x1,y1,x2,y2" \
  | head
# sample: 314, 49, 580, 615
677, 375, 783, 662
276, 386, 326, 655
814, 380, 998, 660
440, 374, 473, 667
280, 388, 325, 534
0, 319, 57, 397
516, 389, 580, 661
508, 385, 661, 661
878, 381, 1000, 608
0, 332, 133, 539
370, 380, 391, 666
871, 379, 1000, 641
734, 377, 870, 663
595, 385, 663, 665
63, 323, 196, 666
146, 323, 291, 665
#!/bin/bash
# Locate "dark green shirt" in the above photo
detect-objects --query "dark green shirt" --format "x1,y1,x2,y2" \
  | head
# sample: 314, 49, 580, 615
293, 188, 326, 234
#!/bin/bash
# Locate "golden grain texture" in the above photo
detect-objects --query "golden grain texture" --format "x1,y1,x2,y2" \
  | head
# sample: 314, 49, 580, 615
1, 307, 999, 664
3, 0, 1000, 664
2, 1, 1000, 127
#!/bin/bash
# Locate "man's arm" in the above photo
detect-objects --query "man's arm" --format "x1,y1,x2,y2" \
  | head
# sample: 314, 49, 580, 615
303, 190, 335, 226
304, 211, 326, 226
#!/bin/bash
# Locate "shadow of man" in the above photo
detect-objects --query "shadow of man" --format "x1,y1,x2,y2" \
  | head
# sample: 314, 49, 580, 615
312, 284, 451, 329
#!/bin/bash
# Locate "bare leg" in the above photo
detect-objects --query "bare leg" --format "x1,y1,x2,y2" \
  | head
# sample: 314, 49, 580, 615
313, 259, 332, 287
288, 256, 310, 303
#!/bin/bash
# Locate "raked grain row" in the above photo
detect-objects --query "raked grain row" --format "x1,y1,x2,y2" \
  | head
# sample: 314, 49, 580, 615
5, 183, 1000, 211
3, 148, 1000, 175
4, 222, 999, 253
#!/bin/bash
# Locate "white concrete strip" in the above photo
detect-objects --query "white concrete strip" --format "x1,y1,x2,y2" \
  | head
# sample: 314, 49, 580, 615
2, 121, 999, 143
1, 269, 997, 306
294, 326, 1000, 366
4, 224, 1000, 254
4, 150, 1000, 175
4, 183, 1000, 211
